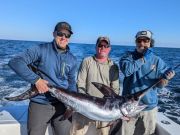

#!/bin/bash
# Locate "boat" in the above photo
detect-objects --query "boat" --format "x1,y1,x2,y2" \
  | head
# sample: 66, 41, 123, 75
0, 105, 179, 135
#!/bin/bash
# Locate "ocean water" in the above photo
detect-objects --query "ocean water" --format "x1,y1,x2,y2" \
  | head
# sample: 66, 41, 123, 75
0, 39, 180, 124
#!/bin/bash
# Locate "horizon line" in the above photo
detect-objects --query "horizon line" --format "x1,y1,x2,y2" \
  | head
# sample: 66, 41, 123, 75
0, 38, 179, 49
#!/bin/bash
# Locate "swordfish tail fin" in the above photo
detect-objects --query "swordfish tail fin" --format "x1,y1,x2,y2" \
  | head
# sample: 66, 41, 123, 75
4, 86, 38, 101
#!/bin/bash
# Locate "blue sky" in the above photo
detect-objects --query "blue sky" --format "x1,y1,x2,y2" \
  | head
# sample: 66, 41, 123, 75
0, 0, 180, 48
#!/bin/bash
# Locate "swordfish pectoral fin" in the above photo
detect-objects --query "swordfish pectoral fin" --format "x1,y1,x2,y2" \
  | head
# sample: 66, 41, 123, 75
91, 82, 118, 97
4, 86, 39, 101
59, 106, 74, 121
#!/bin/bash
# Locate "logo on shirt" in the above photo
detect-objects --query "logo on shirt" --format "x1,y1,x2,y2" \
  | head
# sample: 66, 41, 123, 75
151, 64, 156, 71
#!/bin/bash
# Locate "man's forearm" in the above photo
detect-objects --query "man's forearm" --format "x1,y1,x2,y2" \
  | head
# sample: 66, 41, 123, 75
8, 57, 40, 84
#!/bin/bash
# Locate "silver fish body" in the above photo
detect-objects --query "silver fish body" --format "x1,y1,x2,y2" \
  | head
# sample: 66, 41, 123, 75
5, 83, 147, 122
48, 87, 145, 121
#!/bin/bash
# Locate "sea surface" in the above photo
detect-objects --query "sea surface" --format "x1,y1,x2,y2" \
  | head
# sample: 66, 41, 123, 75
0, 39, 180, 124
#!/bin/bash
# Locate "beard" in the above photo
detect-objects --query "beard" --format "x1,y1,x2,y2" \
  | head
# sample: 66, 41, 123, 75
98, 52, 108, 58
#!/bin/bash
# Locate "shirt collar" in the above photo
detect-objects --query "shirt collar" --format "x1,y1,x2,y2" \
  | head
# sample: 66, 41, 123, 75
93, 55, 111, 64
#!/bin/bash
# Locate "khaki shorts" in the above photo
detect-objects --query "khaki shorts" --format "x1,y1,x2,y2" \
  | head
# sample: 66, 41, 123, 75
119, 107, 158, 135
70, 113, 110, 135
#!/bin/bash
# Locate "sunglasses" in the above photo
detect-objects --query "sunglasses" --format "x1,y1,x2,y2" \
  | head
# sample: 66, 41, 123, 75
57, 31, 71, 38
136, 38, 150, 43
97, 44, 110, 48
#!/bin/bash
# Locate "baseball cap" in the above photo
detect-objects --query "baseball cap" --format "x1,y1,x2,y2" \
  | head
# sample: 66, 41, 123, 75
54, 22, 73, 34
135, 30, 152, 39
96, 36, 111, 46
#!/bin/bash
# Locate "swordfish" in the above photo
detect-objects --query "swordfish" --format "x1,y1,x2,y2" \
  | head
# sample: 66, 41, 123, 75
5, 82, 151, 122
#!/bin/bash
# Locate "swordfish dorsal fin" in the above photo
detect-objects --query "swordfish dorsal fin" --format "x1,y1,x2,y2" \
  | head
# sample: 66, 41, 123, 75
91, 82, 118, 97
